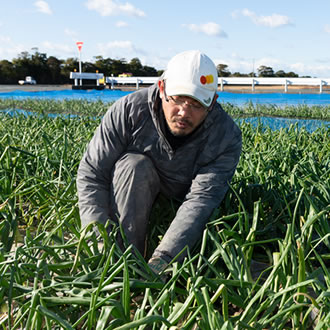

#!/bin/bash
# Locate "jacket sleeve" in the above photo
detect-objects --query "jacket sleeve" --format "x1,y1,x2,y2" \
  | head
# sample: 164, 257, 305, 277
153, 122, 242, 262
76, 98, 130, 227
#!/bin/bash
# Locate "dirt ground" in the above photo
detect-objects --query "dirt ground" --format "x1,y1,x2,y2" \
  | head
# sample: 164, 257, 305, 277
0, 84, 72, 93
0, 84, 329, 94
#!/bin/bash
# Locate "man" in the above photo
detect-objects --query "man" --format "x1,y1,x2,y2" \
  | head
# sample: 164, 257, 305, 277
77, 50, 242, 275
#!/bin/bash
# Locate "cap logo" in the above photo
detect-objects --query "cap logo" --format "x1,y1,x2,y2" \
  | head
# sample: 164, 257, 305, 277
203, 97, 211, 104
200, 74, 214, 85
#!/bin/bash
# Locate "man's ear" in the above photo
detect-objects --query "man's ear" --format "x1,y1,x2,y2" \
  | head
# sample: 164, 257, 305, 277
158, 80, 164, 97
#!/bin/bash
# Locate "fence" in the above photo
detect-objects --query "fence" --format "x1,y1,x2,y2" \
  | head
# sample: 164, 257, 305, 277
218, 77, 330, 93
70, 73, 330, 93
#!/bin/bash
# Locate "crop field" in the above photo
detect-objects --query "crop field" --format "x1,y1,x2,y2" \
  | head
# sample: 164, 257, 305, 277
0, 98, 330, 119
0, 99, 329, 329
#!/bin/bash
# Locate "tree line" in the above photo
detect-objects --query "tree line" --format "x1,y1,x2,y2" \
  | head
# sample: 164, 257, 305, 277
216, 64, 305, 78
0, 49, 306, 85
0, 49, 159, 85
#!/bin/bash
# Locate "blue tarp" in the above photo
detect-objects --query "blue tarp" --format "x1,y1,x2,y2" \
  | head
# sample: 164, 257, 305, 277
235, 116, 329, 132
217, 91, 330, 106
1, 89, 329, 132
1, 88, 330, 106
0, 89, 130, 102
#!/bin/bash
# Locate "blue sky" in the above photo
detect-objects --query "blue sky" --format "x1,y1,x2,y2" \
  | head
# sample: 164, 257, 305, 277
1, 0, 330, 77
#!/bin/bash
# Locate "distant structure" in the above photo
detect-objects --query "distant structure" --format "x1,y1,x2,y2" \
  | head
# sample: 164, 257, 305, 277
70, 71, 105, 90
70, 72, 330, 93
118, 72, 133, 77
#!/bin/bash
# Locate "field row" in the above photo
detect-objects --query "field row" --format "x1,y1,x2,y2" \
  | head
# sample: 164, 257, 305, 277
0, 97, 330, 119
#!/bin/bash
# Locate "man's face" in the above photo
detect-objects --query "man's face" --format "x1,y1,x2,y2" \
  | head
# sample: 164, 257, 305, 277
159, 80, 211, 136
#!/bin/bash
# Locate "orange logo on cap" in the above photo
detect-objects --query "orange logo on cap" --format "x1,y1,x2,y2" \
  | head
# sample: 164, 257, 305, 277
200, 75, 214, 85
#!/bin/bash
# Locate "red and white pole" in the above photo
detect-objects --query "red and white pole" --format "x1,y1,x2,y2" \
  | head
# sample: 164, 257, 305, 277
76, 42, 83, 86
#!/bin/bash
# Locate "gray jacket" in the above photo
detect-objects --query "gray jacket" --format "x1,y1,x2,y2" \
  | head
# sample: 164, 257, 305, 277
77, 83, 242, 260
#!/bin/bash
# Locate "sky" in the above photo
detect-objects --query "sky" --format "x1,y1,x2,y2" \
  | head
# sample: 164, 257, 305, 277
1, 0, 330, 77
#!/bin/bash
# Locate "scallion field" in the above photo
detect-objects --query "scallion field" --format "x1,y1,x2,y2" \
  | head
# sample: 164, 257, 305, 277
0, 98, 329, 329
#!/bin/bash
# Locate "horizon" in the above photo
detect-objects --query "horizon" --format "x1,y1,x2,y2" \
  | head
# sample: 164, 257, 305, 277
1, 1, 330, 77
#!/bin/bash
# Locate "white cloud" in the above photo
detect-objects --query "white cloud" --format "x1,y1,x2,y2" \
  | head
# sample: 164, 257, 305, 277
42, 41, 73, 54
97, 40, 135, 58
290, 62, 306, 73
256, 57, 282, 68
0, 44, 26, 60
214, 55, 259, 74
85, 0, 145, 17
34, 1, 52, 15
99, 40, 135, 51
0, 34, 25, 59
238, 9, 292, 28
182, 22, 227, 38
0, 35, 11, 43
290, 62, 330, 77
116, 21, 129, 28
96, 40, 148, 60
64, 28, 78, 40
324, 24, 330, 34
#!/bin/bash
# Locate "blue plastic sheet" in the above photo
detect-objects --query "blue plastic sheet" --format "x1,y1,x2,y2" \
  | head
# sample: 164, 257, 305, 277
217, 91, 330, 106
1, 88, 330, 105
0, 89, 131, 102
235, 116, 329, 133
0, 109, 79, 119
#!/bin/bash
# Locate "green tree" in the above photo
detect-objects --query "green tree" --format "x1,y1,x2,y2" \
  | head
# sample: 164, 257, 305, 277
217, 64, 230, 77
0, 60, 16, 83
30, 49, 50, 83
275, 70, 286, 77
111, 58, 128, 76
47, 56, 63, 84
11, 49, 50, 83
0, 51, 304, 84
141, 65, 157, 76
12, 51, 31, 80
257, 65, 275, 77
231, 72, 249, 77
275, 70, 299, 78
83, 61, 97, 73
94, 56, 114, 76
286, 71, 299, 78
128, 57, 143, 75
60, 57, 79, 83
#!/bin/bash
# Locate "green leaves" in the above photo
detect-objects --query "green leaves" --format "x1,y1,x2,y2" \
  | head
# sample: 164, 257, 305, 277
0, 104, 329, 328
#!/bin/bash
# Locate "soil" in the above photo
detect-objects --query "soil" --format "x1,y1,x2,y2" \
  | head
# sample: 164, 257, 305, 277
0, 84, 72, 93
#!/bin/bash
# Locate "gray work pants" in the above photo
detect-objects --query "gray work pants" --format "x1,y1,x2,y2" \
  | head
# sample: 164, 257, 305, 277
108, 152, 189, 257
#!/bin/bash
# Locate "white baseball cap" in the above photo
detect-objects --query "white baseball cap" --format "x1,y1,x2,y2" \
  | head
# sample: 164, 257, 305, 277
163, 50, 218, 107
